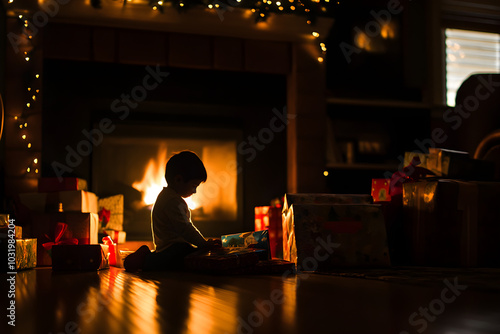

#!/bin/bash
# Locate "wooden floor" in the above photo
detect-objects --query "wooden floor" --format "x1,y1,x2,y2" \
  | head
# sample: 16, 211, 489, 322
3, 264, 500, 334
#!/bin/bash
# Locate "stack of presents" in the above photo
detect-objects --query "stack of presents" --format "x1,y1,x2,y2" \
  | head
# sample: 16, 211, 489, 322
2, 177, 126, 272
5, 147, 500, 274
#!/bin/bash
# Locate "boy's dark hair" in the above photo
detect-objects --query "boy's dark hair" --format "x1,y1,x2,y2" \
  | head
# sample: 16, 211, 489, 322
165, 150, 207, 184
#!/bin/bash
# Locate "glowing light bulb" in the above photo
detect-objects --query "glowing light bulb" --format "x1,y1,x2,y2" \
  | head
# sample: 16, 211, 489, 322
34, 158, 38, 164
24, 122, 28, 127
323, 171, 329, 176
26, 103, 30, 107
22, 134, 26, 140
208, 4, 213, 8
158, 0, 163, 4
35, 74, 40, 78
18, 15, 22, 19
153, 5, 158, 10
276, 1, 280, 4
215, 3, 219, 7
27, 167, 31, 173
312, 31, 319, 37
35, 169, 39, 173
290, 5, 295, 9
317, 56, 324, 63
8, 0, 13, 3
180, 2, 184, 6
278, 6, 283, 10
25, 57, 30, 61
27, 143, 32, 148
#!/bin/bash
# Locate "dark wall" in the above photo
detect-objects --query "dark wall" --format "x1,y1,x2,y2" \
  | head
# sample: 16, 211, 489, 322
42, 59, 287, 234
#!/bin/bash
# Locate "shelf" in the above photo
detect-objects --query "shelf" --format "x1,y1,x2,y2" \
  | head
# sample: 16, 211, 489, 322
326, 97, 428, 109
326, 163, 399, 171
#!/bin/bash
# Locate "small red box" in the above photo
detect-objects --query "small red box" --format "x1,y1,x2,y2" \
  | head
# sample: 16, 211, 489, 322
371, 179, 392, 203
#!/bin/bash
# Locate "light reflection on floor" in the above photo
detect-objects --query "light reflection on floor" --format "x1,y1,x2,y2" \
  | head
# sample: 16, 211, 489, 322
4, 266, 500, 334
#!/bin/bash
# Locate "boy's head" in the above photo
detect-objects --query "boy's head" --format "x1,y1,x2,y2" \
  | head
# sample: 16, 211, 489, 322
165, 151, 207, 197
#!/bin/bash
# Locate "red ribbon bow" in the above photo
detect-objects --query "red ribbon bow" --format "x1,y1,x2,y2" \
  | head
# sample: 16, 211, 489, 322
99, 208, 111, 225
390, 156, 435, 197
42, 222, 79, 251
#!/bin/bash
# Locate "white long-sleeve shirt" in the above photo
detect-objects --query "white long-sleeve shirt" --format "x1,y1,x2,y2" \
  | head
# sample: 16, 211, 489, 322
151, 186, 208, 252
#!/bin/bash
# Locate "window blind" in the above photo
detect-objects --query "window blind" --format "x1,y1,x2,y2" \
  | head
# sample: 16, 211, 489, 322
445, 28, 500, 106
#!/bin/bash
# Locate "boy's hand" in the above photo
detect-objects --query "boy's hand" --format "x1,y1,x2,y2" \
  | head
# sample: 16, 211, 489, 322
205, 238, 222, 248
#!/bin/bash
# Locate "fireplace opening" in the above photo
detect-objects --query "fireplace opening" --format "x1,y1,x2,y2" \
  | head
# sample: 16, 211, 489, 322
92, 124, 242, 240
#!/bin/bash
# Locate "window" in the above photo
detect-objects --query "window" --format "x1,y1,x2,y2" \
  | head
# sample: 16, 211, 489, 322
445, 28, 500, 106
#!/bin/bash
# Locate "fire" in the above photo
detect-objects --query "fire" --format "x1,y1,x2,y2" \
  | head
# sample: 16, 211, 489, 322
132, 145, 198, 210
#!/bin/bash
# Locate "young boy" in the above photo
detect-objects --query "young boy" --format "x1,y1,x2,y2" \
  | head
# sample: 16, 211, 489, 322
124, 150, 220, 272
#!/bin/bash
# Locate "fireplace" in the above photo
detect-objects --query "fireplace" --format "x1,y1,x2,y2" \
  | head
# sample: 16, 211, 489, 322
92, 123, 242, 240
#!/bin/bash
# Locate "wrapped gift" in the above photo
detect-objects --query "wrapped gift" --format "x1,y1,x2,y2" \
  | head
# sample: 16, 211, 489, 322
102, 229, 127, 244
98, 195, 124, 231
38, 177, 88, 192
16, 239, 37, 270
18, 190, 98, 213
403, 179, 500, 267
254, 206, 282, 258
283, 193, 373, 213
1, 238, 37, 271
404, 149, 494, 180
31, 213, 99, 266
371, 179, 391, 203
0, 224, 22, 239
52, 244, 109, 271
184, 247, 265, 274
0, 213, 10, 227
222, 230, 270, 260
283, 204, 390, 270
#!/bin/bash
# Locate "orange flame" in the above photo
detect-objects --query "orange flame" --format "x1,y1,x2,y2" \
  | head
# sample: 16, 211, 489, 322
132, 144, 198, 210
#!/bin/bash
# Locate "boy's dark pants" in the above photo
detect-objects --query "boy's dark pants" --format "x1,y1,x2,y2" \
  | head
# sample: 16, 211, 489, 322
143, 242, 197, 271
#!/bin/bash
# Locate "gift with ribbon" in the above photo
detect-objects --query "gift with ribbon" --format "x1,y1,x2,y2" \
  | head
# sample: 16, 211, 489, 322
42, 222, 79, 256
31, 212, 99, 266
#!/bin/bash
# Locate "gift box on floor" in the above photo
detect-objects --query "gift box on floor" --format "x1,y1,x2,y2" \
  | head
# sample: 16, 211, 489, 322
52, 244, 109, 271
283, 203, 391, 270
16, 239, 37, 270
371, 179, 392, 203
31, 213, 99, 266
221, 230, 271, 260
0, 226, 22, 239
102, 229, 127, 244
404, 148, 494, 180
18, 190, 98, 213
98, 195, 124, 231
255, 206, 282, 259
1, 238, 37, 271
38, 177, 88, 192
403, 179, 500, 267
184, 247, 265, 274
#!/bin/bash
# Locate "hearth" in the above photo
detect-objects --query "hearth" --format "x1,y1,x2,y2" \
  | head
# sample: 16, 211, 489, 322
92, 123, 242, 240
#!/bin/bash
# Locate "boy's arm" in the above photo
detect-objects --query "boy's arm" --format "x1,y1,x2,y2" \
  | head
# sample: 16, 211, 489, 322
168, 198, 208, 248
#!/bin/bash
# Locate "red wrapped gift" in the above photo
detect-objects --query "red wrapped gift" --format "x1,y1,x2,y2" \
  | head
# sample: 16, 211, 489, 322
371, 179, 391, 203
38, 177, 88, 192
52, 244, 109, 271
31, 212, 99, 266
254, 206, 282, 259
103, 229, 126, 244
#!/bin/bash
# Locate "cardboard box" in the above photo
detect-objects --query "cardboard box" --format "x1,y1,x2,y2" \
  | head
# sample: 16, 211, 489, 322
283, 204, 390, 270
403, 179, 500, 267
31, 213, 99, 266
18, 190, 98, 213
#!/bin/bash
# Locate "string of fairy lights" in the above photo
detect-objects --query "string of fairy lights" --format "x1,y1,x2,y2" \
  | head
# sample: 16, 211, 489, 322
6, 0, 336, 178
8, 7, 41, 176
91, 0, 339, 63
